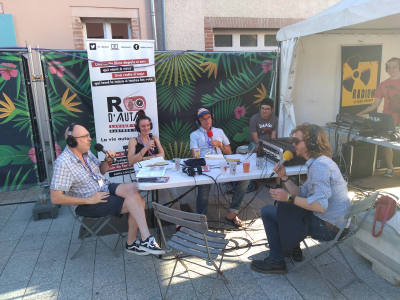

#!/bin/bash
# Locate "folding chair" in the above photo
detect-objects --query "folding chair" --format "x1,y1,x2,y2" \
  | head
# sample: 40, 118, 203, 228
152, 202, 230, 300
67, 206, 125, 259
291, 191, 379, 297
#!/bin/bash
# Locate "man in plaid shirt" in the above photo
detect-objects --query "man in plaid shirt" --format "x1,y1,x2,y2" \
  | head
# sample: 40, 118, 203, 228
50, 124, 164, 255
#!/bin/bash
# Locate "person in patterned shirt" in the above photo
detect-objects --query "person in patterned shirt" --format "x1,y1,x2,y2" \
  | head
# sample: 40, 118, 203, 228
251, 124, 350, 275
50, 124, 164, 256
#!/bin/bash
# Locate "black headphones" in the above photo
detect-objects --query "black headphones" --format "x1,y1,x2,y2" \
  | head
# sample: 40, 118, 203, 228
135, 115, 153, 133
385, 57, 400, 72
182, 165, 203, 177
306, 125, 319, 151
66, 123, 78, 148
195, 108, 215, 126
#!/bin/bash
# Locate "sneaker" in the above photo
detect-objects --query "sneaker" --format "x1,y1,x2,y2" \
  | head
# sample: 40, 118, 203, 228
383, 168, 393, 178
125, 239, 150, 256
250, 257, 287, 274
139, 236, 165, 255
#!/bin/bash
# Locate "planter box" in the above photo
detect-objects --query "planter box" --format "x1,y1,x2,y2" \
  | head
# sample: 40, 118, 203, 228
351, 211, 400, 285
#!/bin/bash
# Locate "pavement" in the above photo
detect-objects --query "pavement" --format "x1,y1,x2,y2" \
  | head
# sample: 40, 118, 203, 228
0, 181, 399, 300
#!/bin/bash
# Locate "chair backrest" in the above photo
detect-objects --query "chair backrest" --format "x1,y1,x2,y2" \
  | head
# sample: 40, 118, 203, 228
343, 191, 379, 220
152, 202, 208, 232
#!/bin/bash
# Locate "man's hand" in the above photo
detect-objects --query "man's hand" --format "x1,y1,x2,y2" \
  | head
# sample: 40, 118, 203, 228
273, 162, 287, 179
355, 112, 363, 117
270, 188, 289, 202
87, 192, 109, 204
211, 139, 221, 148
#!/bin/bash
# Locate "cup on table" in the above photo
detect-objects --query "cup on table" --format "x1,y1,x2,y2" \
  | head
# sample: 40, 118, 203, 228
256, 157, 264, 170
193, 148, 200, 159
172, 158, 180, 171
220, 161, 228, 175
243, 160, 250, 173
229, 161, 237, 175
39, 193, 47, 205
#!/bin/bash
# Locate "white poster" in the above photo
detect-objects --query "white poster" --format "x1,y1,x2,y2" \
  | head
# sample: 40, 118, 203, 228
87, 39, 158, 181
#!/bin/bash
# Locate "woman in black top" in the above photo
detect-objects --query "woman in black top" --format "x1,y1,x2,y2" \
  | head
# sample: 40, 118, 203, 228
128, 110, 165, 165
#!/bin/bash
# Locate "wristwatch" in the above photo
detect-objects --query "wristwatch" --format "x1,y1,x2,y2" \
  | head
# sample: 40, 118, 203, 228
220, 142, 223, 148
287, 194, 296, 204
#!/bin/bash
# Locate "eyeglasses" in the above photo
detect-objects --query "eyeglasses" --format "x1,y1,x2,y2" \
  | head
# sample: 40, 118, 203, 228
74, 134, 91, 139
292, 138, 304, 145
199, 117, 211, 123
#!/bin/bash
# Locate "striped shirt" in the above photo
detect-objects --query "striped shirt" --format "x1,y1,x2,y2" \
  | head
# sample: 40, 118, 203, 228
300, 156, 350, 227
50, 147, 110, 198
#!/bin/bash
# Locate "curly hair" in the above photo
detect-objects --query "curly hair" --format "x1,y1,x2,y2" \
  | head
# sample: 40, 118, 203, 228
291, 123, 332, 158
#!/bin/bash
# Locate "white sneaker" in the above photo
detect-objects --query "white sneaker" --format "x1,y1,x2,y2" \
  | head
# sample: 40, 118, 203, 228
139, 236, 165, 255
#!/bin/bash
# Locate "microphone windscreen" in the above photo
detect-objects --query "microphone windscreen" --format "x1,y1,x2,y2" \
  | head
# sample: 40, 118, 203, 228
94, 143, 104, 152
282, 150, 294, 162
149, 133, 153, 139
207, 130, 213, 138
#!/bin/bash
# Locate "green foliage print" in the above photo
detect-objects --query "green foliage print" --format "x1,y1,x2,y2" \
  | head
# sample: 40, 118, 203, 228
0, 167, 32, 192
159, 119, 194, 160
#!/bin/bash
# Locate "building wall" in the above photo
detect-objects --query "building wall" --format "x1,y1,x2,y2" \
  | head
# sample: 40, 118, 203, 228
1, 0, 153, 49
165, 0, 340, 51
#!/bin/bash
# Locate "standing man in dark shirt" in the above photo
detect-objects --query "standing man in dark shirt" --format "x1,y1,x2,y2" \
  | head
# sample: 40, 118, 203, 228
249, 98, 278, 152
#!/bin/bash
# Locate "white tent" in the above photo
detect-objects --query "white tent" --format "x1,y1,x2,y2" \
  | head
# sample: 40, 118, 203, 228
276, 0, 400, 137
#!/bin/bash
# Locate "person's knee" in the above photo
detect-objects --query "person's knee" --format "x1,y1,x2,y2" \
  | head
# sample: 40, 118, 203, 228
261, 205, 276, 219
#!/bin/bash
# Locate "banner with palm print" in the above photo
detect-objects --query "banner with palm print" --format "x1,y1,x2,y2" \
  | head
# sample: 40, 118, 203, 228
41, 51, 276, 163
0, 52, 44, 191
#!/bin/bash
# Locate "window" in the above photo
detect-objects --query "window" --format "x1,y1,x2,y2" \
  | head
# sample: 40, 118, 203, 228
82, 18, 131, 46
264, 35, 279, 47
240, 35, 257, 47
214, 35, 232, 47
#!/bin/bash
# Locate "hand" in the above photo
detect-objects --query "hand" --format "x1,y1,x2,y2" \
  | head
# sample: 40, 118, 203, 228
355, 112, 363, 117
105, 150, 116, 162
273, 162, 287, 178
211, 139, 221, 148
145, 140, 155, 150
270, 188, 289, 202
87, 192, 109, 204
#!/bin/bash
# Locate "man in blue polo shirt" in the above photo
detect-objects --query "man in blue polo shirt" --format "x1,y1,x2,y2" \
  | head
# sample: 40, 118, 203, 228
190, 108, 250, 226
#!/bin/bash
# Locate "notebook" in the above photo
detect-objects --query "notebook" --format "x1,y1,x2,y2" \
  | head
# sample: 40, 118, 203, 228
136, 166, 167, 177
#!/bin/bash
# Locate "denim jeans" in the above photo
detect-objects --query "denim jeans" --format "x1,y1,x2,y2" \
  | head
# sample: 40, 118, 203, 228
261, 205, 337, 261
196, 180, 250, 215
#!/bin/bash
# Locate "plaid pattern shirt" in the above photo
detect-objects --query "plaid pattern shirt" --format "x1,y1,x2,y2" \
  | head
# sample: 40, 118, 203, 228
301, 156, 351, 227
50, 147, 111, 198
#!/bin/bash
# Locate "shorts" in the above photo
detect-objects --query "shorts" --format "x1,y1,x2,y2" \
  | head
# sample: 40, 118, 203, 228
75, 183, 125, 218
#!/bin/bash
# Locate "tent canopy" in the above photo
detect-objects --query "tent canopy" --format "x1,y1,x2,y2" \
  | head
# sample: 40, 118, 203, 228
277, 0, 400, 41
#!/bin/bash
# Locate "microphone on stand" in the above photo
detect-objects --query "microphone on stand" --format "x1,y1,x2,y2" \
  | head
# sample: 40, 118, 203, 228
270, 150, 294, 177
148, 133, 155, 152
206, 130, 218, 153
94, 143, 117, 163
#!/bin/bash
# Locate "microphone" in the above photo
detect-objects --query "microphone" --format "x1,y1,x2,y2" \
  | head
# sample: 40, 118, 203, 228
270, 150, 294, 177
206, 130, 218, 153
148, 133, 154, 152
94, 143, 117, 163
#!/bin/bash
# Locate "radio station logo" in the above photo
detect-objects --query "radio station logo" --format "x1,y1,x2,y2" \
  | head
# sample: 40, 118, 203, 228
111, 44, 119, 50
123, 94, 146, 111
89, 43, 96, 50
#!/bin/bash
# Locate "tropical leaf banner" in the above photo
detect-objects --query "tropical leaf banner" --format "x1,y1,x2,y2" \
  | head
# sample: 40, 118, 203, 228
41, 51, 276, 161
0, 51, 44, 191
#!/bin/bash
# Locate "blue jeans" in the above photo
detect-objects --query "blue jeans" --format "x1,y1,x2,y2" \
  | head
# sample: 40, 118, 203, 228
196, 180, 250, 215
261, 205, 337, 261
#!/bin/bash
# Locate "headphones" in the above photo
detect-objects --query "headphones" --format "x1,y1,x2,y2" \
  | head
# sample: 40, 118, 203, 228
66, 123, 78, 148
385, 57, 400, 72
306, 125, 319, 151
195, 108, 215, 126
182, 165, 203, 177
135, 116, 153, 133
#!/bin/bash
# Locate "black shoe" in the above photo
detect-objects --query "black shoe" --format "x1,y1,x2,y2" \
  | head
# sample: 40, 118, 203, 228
125, 239, 150, 256
250, 257, 287, 274
139, 236, 165, 255
284, 246, 304, 262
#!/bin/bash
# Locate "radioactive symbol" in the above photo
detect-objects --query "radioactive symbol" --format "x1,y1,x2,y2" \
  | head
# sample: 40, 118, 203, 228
342, 55, 371, 92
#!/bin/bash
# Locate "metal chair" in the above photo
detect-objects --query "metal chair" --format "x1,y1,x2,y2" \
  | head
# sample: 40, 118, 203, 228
67, 206, 125, 259
152, 202, 230, 300
292, 191, 379, 297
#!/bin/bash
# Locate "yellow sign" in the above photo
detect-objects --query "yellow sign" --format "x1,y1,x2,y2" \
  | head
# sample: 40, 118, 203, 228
341, 55, 379, 107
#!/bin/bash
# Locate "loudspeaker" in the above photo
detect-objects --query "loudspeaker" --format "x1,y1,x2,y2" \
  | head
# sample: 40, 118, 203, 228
341, 141, 375, 179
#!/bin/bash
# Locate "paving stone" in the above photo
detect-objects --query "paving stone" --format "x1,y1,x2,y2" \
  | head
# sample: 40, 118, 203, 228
0, 219, 29, 242
46, 214, 75, 236
26, 217, 53, 230
21, 188, 44, 202
257, 275, 302, 300
2, 190, 29, 202
93, 251, 125, 288
0, 281, 27, 300
8, 203, 35, 222
95, 233, 124, 255
0, 240, 18, 269
0, 249, 40, 286
340, 280, 384, 300
37, 235, 70, 263
126, 260, 162, 300
0, 192, 9, 201
362, 272, 400, 300
0, 204, 17, 225
93, 283, 127, 300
